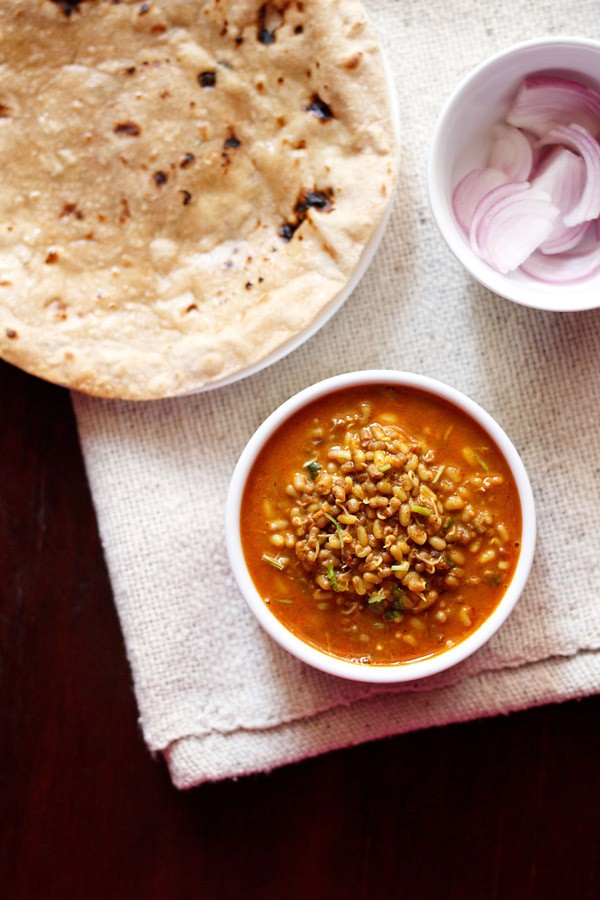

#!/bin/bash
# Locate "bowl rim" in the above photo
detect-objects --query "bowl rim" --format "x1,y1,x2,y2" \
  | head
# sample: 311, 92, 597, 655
427, 35, 600, 313
225, 370, 537, 683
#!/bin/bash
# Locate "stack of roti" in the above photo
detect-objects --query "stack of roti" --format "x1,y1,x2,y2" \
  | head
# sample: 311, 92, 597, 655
0, 0, 397, 399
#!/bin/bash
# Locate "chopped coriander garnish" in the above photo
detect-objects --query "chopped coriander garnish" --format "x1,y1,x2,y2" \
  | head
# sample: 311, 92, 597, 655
324, 512, 345, 546
476, 454, 490, 472
410, 504, 432, 517
463, 446, 489, 471
304, 459, 322, 480
431, 465, 445, 484
489, 573, 501, 587
326, 564, 339, 591
384, 609, 403, 622
368, 591, 386, 605
261, 553, 284, 570
392, 586, 405, 608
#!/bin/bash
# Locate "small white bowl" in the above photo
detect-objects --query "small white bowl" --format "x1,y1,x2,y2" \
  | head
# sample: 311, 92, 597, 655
427, 36, 600, 312
226, 371, 536, 683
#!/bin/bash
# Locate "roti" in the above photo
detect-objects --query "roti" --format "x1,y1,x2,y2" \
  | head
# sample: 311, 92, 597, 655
0, 0, 397, 399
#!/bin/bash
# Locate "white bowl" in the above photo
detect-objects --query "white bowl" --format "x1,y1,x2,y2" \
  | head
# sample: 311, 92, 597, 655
226, 370, 536, 683
427, 36, 600, 312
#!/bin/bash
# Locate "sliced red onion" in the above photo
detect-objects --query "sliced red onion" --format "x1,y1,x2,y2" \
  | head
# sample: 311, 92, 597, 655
520, 243, 600, 283
451, 74, 600, 281
525, 128, 546, 175
452, 167, 510, 231
530, 147, 588, 253
539, 220, 590, 255
538, 124, 600, 226
487, 123, 533, 181
469, 181, 529, 255
532, 145, 586, 199
470, 183, 559, 273
506, 75, 600, 138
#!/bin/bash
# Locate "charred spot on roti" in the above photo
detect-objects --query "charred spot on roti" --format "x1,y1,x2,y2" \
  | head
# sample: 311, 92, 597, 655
198, 70, 217, 88
304, 93, 333, 120
223, 131, 241, 150
278, 221, 297, 242
60, 202, 84, 220
295, 189, 334, 214
279, 187, 334, 240
180, 153, 195, 168
152, 170, 168, 186
180, 190, 192, 205
5, 328, 18, 339
257, 2, 284, 45
50, 0, 85, 16
45, 250, 60, 264
0, 105, 12, 118
114, 121, 142, 136
257, 28, 275, 45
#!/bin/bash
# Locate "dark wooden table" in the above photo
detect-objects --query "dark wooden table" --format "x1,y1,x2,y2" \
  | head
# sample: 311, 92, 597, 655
1, 359, 598, 900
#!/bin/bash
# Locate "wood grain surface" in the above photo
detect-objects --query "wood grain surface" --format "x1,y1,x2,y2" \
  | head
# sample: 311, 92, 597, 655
1, 359, 598, 900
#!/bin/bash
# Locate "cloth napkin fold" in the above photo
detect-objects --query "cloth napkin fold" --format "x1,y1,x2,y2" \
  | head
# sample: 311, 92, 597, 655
73, 0, 600, 788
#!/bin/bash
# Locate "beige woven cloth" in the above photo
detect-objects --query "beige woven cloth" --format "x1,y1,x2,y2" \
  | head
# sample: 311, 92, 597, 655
73, 0, 600, 788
